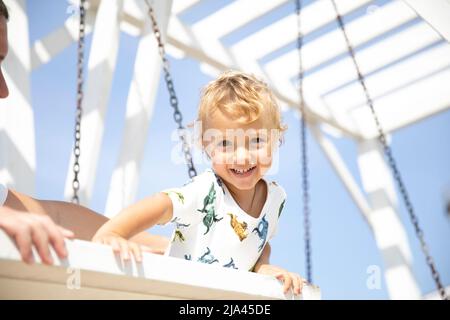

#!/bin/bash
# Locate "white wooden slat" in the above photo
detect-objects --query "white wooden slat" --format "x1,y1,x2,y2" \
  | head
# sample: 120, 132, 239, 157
172, 0, 203, 15
266, 0, 417, 81
350, 67, 450, 138
323, 42, 450, 113
356, 139, 421, 299
303, 22, 442, 97
104, 0, 173, 217
404, 0, 450, 42
167, 15, 194, 47
105, 20, 162, 217
188, 0, 290, 66
230, 0, 373, 74
192, 0, 289, 39
123, 0, 149, 22
31, 13, 94, 70
120, 0, 174, 36
63, 0, 124, 205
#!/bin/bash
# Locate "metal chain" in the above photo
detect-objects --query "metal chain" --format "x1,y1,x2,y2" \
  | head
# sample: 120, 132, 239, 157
331, 0, 447, 300
295, 0, 312, 284
71, 0, 86, 204
145, 1, 197, 179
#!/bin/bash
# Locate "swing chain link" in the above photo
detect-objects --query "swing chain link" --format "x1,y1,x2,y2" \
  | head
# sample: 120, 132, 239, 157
146, 2, 197, 179
295, 0, 312, 285
331, 0, 447, 300
71, 0, 86, 204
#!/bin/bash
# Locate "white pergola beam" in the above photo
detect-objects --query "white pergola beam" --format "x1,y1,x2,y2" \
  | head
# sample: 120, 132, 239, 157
310, 123, 372, 225
63, 0, 124, 205
176, 0, 290, 67
192, 0, 289, 39
194, 0, 289, 64
262, 59, 353, 137
105, 0, 173, 217
30, 12, 95, 70
303, 22, 442, 97
264, 1, 424, 137
357, 139, 420, 299
323, 42, 450, 113
403, 0, 450, 43
120, 0, 154, 36
350, 66, 450, 139
231, 0, 372, 73
172, 0, 202, 15
266, 0, 417, 83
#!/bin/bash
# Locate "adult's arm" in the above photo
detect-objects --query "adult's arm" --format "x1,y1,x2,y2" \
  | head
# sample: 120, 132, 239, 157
4, 189, 169, 253
0, 207, 74, 264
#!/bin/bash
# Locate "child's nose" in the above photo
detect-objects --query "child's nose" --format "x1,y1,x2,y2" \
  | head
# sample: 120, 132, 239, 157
234, 146, 251, 165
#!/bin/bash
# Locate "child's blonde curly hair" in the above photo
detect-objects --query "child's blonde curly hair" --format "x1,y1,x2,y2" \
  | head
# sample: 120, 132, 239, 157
197, 70, 287, 145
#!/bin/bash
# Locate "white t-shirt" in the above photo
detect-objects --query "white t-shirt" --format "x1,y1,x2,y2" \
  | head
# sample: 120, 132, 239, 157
0, 183, 8, 207
161, 168, 287, 271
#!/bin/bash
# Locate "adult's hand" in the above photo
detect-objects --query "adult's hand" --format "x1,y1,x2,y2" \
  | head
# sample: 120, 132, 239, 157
0, 208, 74, 264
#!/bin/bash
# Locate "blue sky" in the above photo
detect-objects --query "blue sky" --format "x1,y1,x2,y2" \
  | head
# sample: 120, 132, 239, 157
26, 0, 449, 299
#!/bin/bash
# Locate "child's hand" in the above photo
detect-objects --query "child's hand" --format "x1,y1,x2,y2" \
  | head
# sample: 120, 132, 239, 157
92, 233, 144, 263
255, 264, 306, 296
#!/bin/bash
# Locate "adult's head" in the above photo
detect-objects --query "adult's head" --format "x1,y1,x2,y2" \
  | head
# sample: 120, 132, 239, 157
0, 0, 9, 98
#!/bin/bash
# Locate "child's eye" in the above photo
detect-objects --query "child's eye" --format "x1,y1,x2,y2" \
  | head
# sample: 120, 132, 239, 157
251, 137, 266, 146
218, 140, 233, 149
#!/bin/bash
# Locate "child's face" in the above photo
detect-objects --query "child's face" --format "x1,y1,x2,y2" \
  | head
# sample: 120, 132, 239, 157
202, 109, 278, 191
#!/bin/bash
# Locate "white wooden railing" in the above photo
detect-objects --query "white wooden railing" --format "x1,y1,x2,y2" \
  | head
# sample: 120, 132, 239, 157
0, 230, 321, 300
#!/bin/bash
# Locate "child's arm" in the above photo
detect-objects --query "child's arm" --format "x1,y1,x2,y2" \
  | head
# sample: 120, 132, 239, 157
92, 192, 173, 262
253, 242, 271, 271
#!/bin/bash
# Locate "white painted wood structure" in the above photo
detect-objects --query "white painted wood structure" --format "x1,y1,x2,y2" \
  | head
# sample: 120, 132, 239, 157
0, 230, 321, 299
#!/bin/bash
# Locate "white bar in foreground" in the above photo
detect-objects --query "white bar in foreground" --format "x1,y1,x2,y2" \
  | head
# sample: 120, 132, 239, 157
0, 230, 320, 300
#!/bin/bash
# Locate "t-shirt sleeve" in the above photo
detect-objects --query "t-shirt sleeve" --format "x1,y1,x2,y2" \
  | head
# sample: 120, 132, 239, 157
159, 172, 218, 228
268, 185, 287, 241
0, 183, 8, 207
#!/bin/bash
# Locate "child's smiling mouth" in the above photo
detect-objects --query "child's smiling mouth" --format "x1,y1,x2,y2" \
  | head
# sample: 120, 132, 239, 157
229, 166, 257, 177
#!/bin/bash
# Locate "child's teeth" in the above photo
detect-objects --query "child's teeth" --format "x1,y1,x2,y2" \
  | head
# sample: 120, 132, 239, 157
233, 167, 254, 174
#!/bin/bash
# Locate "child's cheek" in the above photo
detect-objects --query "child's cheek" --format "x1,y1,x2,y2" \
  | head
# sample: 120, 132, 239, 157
255, 146, 273, 168
211, 150, 230, 166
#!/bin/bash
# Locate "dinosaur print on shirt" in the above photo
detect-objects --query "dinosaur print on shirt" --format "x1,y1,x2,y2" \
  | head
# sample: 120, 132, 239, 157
252, 214, 269, 252
227, 213, 248, 241
197, 183, 222, 235
161, 168, 286, 271
198, 247, 219, 264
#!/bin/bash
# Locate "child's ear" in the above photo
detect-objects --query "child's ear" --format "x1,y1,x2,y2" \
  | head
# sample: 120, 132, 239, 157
191, 129, 203, 151
194, 136, 203, 150
192, 120, 206, 151
278, 134, 285, 147
270, 129, 284, 148
197, 138, 211, 160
